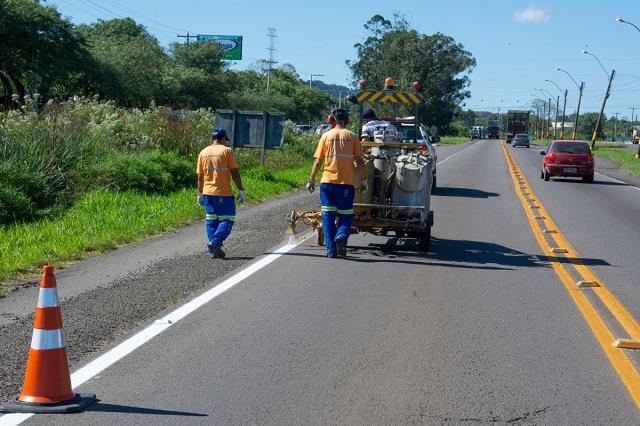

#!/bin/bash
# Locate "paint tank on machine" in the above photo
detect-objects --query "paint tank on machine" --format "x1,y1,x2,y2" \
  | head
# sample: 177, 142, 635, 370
392, 152, 432, 219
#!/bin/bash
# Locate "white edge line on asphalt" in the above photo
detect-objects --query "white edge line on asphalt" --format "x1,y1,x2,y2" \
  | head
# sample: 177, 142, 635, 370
1, 142, 477, 426
595, 171, 640, 192
0, 232, 315, 426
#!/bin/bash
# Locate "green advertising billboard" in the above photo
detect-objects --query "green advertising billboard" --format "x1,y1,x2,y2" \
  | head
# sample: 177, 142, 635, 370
196, 35, 242, 60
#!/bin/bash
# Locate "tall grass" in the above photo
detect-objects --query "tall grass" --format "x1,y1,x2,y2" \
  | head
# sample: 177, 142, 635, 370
0, 98, 320, 288
0, 162, 312, 288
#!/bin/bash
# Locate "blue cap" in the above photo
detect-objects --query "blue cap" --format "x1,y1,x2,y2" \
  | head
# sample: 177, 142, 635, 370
211, 127, 230, 140
362, 109, 376, 119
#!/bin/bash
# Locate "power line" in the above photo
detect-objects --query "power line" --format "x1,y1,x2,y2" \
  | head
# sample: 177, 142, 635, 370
100, 0, 189, 33
74, 0, 182, 38
80, 0, 123, 19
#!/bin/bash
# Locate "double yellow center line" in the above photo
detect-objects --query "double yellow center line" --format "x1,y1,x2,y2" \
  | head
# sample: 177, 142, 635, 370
501, 142, 640, 409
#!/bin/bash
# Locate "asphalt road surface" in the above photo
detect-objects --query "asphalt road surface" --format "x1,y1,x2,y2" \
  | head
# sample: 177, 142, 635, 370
2, 140, 640, 425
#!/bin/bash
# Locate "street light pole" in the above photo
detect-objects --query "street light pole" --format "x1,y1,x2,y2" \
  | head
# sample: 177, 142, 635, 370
546, 79, 568, 139
556, 68, 584, 140
583, 50, 615, 149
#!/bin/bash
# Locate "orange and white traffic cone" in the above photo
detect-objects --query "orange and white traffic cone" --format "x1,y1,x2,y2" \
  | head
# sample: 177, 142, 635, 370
0, 265, 96, 413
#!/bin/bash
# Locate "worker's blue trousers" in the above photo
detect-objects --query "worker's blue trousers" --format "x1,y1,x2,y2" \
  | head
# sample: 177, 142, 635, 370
203, 195, 235, 252
319, 183, 354, 257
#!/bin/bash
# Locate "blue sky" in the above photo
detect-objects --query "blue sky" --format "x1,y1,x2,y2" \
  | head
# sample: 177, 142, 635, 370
49, 0, 640, 118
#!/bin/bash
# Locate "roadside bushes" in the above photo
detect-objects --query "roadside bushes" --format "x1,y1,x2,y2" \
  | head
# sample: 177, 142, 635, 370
0, 99, 212, 225
91, 151, 194, 194
0, 99, 317, 227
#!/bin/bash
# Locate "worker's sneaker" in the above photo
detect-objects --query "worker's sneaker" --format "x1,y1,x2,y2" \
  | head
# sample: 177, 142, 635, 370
335, 237, 347, 257
208, 243, 226, 259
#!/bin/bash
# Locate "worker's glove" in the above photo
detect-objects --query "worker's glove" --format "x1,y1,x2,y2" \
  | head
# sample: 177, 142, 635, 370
359, 180, 368, 192
196, 194, 204, 207
306, 178, 315, 193
237, 190, 247, 204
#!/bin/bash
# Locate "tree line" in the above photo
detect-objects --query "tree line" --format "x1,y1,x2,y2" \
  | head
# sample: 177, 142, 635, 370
0, 0, 334, 123
2, 4, 477, 130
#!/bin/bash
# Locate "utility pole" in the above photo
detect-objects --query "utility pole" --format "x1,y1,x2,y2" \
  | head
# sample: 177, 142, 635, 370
592, 69, 615, 149
309, 73, 324, 89
263, 28, 277, 94
553, 95, 559, 139
547, 98, 552, 139
542, 101, 547, 138
572, 82, 584, 140
560, 89, 568, 139
613, 112, 620, 141
629, 107, 635, 142
177, 32, 197, 43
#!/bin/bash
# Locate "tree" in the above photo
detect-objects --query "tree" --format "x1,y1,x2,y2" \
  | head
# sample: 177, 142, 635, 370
162, 41, 228, 108
0, 0, 90, 103
348, 14, 476, 131
578, 112, 606, 140
76, 18, 168, 107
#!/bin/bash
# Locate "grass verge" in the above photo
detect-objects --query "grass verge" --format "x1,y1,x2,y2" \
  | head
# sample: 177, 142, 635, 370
0, 163, 311, 293
440, 136, 471, 145
593, 147, 640, 177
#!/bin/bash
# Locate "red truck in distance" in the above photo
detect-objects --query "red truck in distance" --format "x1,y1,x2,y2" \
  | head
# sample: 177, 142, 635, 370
506, 111, 530, 143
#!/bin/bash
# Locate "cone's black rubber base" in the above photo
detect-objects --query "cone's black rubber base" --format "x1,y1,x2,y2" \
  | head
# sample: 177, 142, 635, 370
0, 393, 96, 413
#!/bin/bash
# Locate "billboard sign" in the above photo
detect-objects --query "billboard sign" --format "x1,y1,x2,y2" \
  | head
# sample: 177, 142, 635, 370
196, 35, 242, 60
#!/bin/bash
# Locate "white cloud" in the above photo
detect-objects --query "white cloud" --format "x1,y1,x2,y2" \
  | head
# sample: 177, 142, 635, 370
513, 5, 551, 24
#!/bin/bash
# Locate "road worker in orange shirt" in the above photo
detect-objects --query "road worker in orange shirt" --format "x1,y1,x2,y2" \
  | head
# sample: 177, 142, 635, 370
306, 108, 367, 258
197, 128, 246, 259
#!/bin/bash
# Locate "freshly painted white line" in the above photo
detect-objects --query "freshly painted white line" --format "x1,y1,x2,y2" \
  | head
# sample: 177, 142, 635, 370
0, 414, 30, 426
436, 141, 479, 167
595, 172, 640, 192
0, 232, 314, 426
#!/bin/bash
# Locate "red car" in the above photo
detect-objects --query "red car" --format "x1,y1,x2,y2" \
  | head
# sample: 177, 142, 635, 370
540, 140, 594, 183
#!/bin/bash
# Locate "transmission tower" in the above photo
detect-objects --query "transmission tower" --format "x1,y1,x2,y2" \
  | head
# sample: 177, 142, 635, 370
263, 28, 278, 93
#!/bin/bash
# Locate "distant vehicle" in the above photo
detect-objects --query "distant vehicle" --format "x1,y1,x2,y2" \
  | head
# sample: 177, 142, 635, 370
294, 124, 314, 134
315, 124, 332, 134
487, 119, 500, 139
512, 133, 530, 148
540, 140, 594, 183
470, 126, 483, 139
506, 111, 530, 143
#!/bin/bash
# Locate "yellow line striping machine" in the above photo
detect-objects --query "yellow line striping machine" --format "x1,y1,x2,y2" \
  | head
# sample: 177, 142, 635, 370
286, 77, 435, 252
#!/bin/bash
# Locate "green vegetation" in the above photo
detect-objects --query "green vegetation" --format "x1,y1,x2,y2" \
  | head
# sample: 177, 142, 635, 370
1, 2, 334, 121
0, 163, 310, 289
0, 98, 317, 290
348, 14, 475, 133
593, 147, 640, 177
439, 136, 470, 145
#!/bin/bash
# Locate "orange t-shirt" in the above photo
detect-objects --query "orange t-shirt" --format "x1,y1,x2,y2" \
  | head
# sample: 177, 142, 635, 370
314, 128, 362, 185
197, 144, 238, 196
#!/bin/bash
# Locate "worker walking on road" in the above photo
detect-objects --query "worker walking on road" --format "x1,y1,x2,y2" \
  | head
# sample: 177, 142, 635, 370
307, 109, 367, 258
197, 128, 246, 259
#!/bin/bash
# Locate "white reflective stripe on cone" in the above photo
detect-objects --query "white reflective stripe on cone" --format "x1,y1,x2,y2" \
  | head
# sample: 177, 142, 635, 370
37, 287, 60, 308
31, 329, 66, 350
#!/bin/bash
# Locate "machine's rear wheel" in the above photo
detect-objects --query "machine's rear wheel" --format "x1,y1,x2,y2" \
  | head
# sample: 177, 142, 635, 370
418, 226, 431, 252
